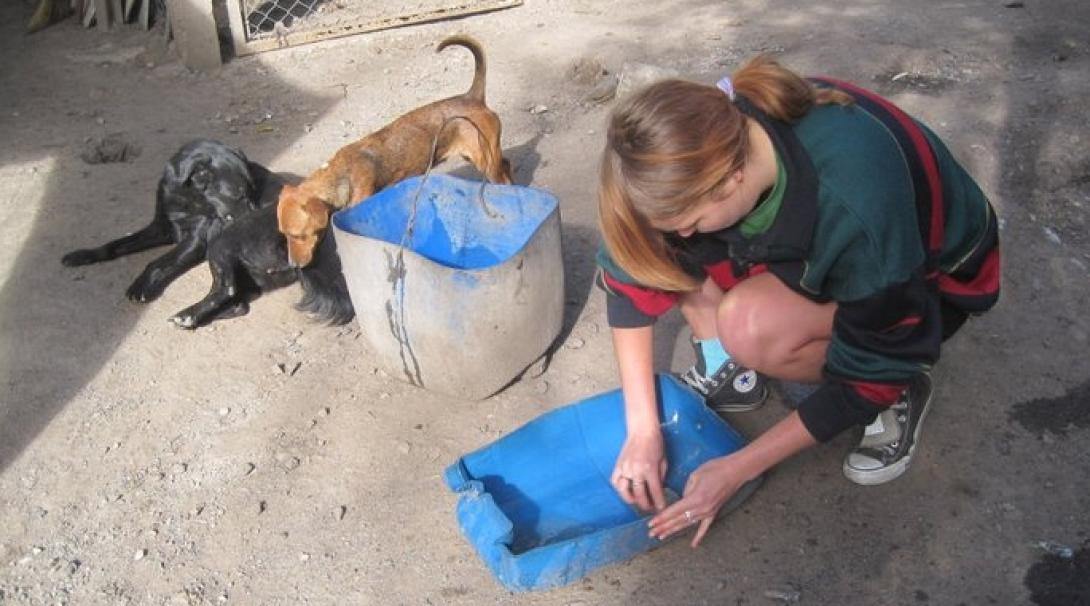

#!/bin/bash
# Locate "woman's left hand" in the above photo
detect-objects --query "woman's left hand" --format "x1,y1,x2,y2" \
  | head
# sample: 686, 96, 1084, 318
647, 454, 747, 548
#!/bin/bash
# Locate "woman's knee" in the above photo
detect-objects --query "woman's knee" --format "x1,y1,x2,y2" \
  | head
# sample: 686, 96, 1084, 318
715, 274, 835, 372
715, 289, 767, 368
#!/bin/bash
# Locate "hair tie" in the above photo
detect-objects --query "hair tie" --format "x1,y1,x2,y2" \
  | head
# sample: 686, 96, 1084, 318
716, 76, 736, 101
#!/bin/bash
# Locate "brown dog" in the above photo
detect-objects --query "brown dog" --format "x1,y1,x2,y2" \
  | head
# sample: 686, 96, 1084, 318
277, 34, 513, 267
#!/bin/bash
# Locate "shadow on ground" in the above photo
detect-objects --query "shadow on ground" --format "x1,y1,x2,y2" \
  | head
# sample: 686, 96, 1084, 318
0, 8, 331, 470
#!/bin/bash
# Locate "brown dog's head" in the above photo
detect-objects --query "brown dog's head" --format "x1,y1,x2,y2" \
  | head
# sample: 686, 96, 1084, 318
277, 183, 331, 267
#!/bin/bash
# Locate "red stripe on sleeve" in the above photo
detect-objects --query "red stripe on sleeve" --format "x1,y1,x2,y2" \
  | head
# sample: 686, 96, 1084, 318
705, 260, 768, 292
846, 380, 907, 406
938, 247, 1001, 298
884, 315, 922, 331
602, 273, 679, 317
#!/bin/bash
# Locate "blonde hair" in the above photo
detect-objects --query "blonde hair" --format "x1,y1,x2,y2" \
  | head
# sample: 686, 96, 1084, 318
598, 54, 852, 292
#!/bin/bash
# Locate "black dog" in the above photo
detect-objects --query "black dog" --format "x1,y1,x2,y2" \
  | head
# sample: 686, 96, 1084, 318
169, 204, 354, 329
63, 138, 354, 328
62, 139, 274, 302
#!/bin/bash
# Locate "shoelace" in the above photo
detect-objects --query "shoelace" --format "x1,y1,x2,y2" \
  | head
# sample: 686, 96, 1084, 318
875, 400, 911, 456
679, 367, 718, 395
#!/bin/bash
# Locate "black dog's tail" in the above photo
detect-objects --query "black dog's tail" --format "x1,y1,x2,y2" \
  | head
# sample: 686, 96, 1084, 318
296, 231, 354, 325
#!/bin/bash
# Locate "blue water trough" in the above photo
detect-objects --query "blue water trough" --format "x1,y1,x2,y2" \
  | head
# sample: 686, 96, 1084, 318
444, 375, 760, 592
332, 175, 564, 400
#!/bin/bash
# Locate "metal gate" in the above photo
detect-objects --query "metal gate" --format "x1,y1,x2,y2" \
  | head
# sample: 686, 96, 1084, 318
225, 0, 522, 56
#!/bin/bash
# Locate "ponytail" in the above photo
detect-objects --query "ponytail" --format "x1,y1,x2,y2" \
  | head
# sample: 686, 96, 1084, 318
732, 53, 853, 121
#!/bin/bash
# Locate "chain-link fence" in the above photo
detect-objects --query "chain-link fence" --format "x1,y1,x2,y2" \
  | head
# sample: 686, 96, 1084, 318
226, 0, 521, 56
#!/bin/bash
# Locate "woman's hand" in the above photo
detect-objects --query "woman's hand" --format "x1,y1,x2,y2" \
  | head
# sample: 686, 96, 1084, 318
611, 429, 668, 513
647, 454, 744, 547
647, 411, 820, 548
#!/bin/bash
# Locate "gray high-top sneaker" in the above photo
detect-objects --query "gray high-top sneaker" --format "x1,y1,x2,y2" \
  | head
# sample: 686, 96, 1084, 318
843, 374, 934, 485
677, 338, 768, 413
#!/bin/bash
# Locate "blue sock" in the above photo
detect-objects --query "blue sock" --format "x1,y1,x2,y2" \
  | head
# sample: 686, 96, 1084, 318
698, 338, 730, 375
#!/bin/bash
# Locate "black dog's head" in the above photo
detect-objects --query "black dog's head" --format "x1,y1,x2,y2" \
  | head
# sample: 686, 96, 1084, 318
166, 139, 260, 222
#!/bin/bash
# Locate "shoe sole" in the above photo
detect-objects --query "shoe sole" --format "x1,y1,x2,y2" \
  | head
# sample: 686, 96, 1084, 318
842, 376, 934, 486
711, 385, 770, 414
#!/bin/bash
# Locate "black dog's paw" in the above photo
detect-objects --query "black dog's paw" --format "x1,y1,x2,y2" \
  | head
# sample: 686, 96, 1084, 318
61, 249, 100, 267
169, 314, 199, 329
126, 274, 164, 302
216, 301, 250, 320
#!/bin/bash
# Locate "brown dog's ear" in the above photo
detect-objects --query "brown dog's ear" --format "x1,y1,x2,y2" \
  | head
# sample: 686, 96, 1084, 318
303, 197, 331, 229
278, 183, 297, 202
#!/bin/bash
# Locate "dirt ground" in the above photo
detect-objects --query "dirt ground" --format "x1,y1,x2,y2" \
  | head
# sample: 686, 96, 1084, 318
2, 0, 1089, 604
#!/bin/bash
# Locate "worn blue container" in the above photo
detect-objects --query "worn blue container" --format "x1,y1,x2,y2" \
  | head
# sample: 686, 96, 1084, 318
444, 375, 759, 592
331, 175, 564, 400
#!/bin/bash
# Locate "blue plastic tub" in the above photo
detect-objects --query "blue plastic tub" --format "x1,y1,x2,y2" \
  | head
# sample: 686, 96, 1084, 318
443, 375, 759, 592
332, 175, 559, 270
330, 175, 564, 400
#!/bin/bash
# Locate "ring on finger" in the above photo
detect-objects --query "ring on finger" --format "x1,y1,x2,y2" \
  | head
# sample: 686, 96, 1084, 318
631, 478, 646, 486
684, 510, 693, 523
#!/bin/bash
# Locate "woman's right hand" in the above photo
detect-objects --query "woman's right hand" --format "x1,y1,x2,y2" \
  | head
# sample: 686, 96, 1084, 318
611, 428, 668, 513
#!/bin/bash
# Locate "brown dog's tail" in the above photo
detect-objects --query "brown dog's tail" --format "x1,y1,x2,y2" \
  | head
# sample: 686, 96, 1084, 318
437, 34, 487, 102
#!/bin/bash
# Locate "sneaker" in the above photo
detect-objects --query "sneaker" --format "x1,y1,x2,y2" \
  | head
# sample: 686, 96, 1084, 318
677, 339, 768, 413
842, 374, 933, 485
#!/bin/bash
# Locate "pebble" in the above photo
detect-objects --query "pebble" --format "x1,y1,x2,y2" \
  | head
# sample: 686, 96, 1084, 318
535, 380, 549, 395
565, 337, 585, 349
529, 104, 549, 115
219, 407, 230, 416
397, 441, 412, 454
1043, 226, 1062, 245
1036, 540, 1074, 559
134, 548, 146, 561
764, 588, 801, 603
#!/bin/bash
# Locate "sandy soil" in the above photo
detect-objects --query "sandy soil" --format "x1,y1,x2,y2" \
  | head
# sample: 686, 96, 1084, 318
1, 0, 1088, 604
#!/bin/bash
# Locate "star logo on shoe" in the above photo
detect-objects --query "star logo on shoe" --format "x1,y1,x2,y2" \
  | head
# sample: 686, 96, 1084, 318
734, 370, 757, 393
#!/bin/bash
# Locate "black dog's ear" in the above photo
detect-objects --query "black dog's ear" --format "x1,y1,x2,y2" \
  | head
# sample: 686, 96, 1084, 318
175, 151, 213, 190
189, 165, 214, 191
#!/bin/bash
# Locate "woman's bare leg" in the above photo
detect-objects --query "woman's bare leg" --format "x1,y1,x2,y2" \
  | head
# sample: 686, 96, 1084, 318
716, 273, 836, 383
679, 277, 725, 340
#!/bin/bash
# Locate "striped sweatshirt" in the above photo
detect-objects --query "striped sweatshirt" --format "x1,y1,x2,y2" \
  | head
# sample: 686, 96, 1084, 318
597, 79, 1000, 442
